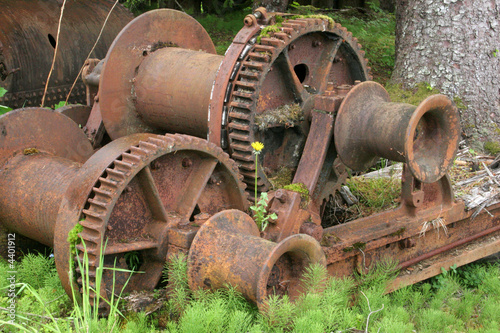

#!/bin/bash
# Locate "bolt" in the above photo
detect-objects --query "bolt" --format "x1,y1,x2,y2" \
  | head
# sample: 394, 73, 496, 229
289, 44, 296, 50
123, 186, 132, 193
182, 158, 192, 168
253, 11, 262, 19
275, 189, 288, 203
313, 41, 322, 47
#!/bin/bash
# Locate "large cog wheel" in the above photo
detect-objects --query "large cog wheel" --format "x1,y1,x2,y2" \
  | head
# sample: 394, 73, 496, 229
227, 17, 371, 200
55, 134, 248, 310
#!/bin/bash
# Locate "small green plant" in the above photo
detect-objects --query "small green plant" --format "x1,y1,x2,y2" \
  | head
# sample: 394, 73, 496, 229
53, 101, 67, 109
250, 192, 277, 231
347, 176, 400, 216
249, 141, 277, 231
124, 251, 141, 271
162, 253, 191, 316
493, 48, 498, 57
0, 87, 12, 115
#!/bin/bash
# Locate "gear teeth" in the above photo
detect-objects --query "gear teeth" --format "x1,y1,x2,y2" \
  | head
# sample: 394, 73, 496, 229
234, 81, 256, 91
259, 38, 284, 47
75, 133, 249, 307
249, 52, 271, 62
227, 17, 371, 199
82, 209, 105, 219
253, 44, 275, 53
130, 146, 150, 156
122, 152, 142, 163
242, 61, 264, 71
98, 177, 118, 187
139, 140, 159, 151
229, 111, 251, 121
106, 168, 127, 181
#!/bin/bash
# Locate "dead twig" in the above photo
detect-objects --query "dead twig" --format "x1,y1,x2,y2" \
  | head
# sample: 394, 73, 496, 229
65, 0, 120, 104
41, 0, 67, 107
175, 0, 186, 12
482, 162, 500, 187
360, 291, 384, 333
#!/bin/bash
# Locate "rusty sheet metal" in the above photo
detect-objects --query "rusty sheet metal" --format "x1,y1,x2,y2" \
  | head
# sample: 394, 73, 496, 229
335, 81, 460, 183
187, 209, 325, 309
57, 104, 92, 128
0, 0, 133, 108
98, 9, 216, 140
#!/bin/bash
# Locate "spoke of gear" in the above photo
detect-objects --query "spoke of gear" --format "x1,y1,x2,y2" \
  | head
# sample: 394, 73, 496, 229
73, 134, 247, 310
226, 17, 371, 202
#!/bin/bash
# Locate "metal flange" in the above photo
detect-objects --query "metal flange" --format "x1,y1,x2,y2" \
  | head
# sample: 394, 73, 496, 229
99, 9, 216, 140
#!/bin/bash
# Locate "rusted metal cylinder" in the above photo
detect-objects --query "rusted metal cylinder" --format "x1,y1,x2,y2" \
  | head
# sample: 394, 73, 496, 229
188, 210, 326, 308
98, 9, 217, 140
335, 81, 460, 183
0, 154, 81, 246
0, 0, 133, 108
134, 48, 223, 136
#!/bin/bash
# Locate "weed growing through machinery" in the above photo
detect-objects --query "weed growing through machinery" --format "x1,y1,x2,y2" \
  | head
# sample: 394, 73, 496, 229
347, 176, 401, 216
250, 192, 277, 232
249, 142, 277, 231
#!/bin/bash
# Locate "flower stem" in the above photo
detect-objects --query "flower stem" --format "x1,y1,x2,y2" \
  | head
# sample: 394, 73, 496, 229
254, 154, 258, 203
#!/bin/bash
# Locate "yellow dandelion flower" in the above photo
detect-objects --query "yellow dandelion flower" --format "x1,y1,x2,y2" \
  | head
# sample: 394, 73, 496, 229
251, 141, 264, 152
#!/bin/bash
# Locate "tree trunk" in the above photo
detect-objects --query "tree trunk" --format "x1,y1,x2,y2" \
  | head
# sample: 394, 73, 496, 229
253, 0, 289, 12
392, 0, 500, 148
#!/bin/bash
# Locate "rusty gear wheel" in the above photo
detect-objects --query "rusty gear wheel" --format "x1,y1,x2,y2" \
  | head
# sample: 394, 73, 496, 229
54, 133, 248, 310
226, 17, 371, 199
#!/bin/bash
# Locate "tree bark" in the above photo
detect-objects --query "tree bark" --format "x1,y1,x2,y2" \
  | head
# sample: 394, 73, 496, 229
392, 0, 500, 147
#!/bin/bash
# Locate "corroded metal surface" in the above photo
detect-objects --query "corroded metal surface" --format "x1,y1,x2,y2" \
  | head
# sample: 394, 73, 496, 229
92, 9, 369, 205
335, 81, 460, 183
98, 9, 217, 140
0, 0, 133, 108
55, 134, 248, 310
187, 209, 325, 308
0, 108, 247, 311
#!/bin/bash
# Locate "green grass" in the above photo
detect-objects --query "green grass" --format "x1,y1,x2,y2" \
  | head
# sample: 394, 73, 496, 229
347, 176, 401, 215
3, 251, 500, 332
197, 10, 250, 55
327, 10, 396, 83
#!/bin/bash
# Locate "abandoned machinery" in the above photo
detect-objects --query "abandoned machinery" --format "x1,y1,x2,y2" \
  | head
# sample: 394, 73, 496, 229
1, 8, 499, 311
